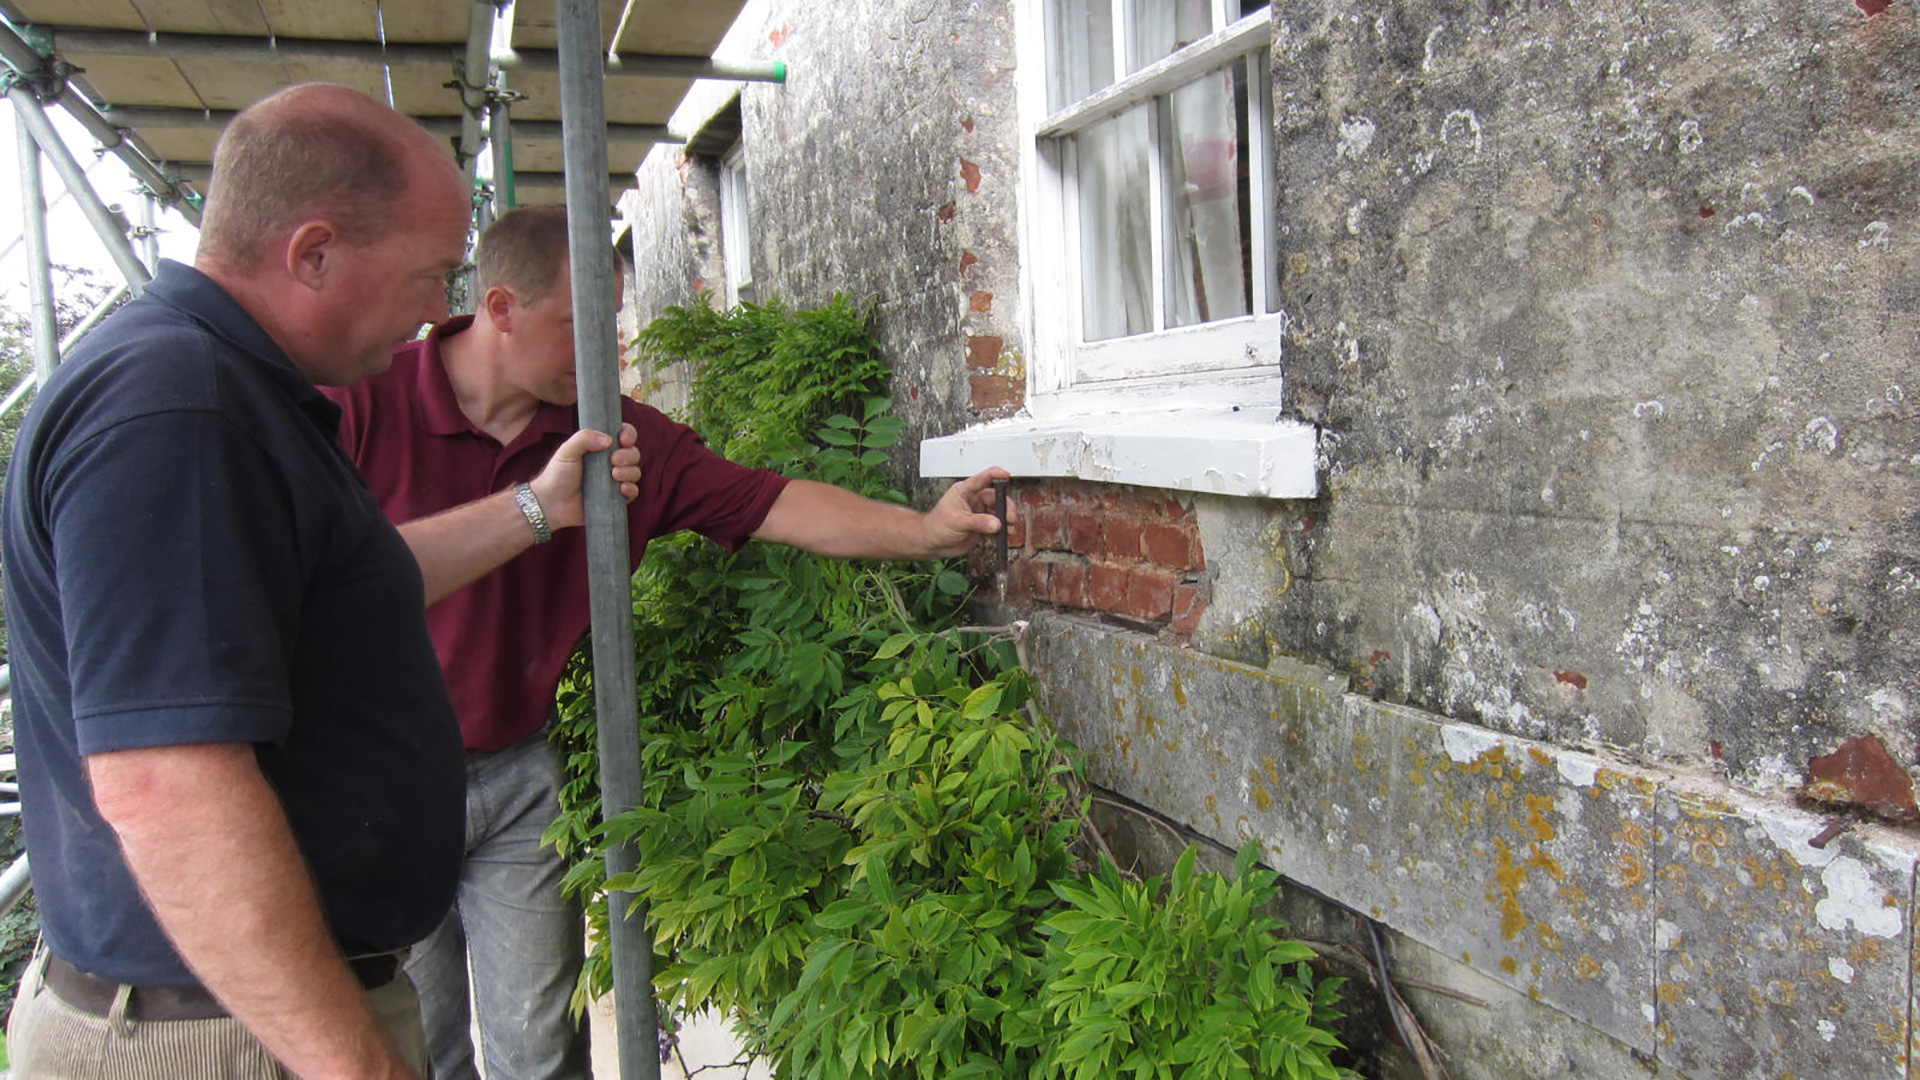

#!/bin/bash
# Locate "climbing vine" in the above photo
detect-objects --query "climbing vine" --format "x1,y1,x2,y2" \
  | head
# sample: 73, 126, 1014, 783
549, 296, 1352, 1079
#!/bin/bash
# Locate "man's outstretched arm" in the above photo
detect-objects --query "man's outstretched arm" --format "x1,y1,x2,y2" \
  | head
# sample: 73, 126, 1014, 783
750, 466, 1008, 560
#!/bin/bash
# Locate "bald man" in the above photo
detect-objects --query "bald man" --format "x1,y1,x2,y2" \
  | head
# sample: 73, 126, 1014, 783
1, 84, 636, 1080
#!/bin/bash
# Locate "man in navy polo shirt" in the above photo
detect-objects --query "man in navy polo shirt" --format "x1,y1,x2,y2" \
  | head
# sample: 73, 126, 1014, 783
0, 87, 638, 1080
328, 205, 1006, 1080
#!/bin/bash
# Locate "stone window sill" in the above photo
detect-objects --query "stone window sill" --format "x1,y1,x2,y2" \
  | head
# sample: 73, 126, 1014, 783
918, 406, 1319, 499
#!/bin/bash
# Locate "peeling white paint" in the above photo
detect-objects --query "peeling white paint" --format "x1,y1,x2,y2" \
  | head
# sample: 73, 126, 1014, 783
1758, 812, 1840, 868
1441, 723, 1502, 764
1828, 956, 1855, 984
1813, 857, 1901, 938
1817, 1019, 1838, 1042
1337, 115, 1376, 159
1655, 919, 1682, 950
1556, 754, 1600, 788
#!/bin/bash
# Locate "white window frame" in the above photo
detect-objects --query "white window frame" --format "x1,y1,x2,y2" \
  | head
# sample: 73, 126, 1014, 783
921, 0, 1316, 499
719, 143, 752, 308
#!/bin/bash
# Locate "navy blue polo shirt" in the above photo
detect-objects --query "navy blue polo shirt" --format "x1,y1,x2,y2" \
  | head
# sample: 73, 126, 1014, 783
0, 260, 465, 986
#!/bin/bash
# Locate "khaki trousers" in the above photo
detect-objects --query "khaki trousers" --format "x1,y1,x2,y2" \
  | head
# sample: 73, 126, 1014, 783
5, 946, 429, 1079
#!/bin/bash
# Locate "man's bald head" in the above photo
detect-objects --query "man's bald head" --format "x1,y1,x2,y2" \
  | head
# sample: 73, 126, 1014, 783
197, 84, 459, 272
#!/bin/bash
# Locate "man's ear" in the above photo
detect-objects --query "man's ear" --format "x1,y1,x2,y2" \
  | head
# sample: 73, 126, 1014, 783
285, 221, 341, 289
483, 285, 517, 331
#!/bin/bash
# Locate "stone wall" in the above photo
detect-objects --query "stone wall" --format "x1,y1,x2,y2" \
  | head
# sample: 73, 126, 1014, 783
619, 1, 1920, 1077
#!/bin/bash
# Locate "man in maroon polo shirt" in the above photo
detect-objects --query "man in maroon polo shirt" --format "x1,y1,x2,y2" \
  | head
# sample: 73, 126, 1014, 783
325, 205, 1005, 1080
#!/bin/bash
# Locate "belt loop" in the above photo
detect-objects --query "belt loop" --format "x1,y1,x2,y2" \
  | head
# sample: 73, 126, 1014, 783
108, 982, 135, 1039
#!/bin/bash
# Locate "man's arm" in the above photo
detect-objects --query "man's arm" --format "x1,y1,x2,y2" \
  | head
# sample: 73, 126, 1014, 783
400, 423, 642, 604
89, 744, 418, 1080
750, 467, 1008, 559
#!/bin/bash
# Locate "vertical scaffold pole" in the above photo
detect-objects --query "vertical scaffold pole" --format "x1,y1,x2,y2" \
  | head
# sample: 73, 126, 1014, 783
139, 190, 159, 271
489, 83, 516, 212
556, 2, 655, 1079
16, 109, 57, 381
8, 85, 149, 295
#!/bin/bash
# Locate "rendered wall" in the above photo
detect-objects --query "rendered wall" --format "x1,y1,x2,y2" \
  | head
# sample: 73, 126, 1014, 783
618, 1, 1920, 1078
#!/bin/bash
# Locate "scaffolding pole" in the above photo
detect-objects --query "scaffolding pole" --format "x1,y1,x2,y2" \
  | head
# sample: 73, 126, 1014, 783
17, 113, 56, 381
9, 86, 149, 294
557, 1, 654, 1078
0, 19, 201, 226
489, 77, 516, 213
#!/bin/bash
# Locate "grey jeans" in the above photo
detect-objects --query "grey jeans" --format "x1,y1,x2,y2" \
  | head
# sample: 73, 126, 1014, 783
404, 732, 590, 1080
5, 946, 428, 1079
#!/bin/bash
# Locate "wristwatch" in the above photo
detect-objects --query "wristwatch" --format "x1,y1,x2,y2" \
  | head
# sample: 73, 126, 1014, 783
512, 482, 552, 544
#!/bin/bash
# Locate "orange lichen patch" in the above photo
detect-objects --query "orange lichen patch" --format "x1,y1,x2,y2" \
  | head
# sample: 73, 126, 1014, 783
1528, 747, 1554, 767
1171, 674, 1188, 708
1524, 845, 1567, 882
1535, 923, 1564, 954
1409, 768, 1426, 786
1494, 838, 1529, 940
1575, 954, 1602, 979
1614, 851, 1650, 889
1262, 756, 1279, 784
1656, 982, 1686, 1004
1524, 794, 1558, 841
1499, 956, 1519, 975
1252, 784, 1273, 812
1692, 840, 1721, 868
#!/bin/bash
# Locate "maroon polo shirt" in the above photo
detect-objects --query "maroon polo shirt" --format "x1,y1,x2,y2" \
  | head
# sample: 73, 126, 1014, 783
325, 317, 789, 752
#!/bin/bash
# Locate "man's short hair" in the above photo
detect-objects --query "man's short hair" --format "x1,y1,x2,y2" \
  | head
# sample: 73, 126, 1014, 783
197, 86, 411, 270
475, 206, 573, 305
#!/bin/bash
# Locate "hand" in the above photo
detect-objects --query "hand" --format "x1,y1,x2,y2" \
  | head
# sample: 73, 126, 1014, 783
920, 466, 1009, 557
528, 423, 643, 531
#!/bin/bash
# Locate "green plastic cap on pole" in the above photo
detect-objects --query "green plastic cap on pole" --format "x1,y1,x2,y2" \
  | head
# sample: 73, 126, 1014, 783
773, 60, 787, 83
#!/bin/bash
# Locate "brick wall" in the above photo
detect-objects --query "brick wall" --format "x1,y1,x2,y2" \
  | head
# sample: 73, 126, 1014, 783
990, 480, 1208, 635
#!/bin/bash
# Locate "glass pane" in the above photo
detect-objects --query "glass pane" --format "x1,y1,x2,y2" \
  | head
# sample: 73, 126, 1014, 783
1126, 0, 1212, 72
1234, 1, 1271, 21
1077, 105, 1153, 342
1045, 0, 1116, 112
1162, 63, 1251, 329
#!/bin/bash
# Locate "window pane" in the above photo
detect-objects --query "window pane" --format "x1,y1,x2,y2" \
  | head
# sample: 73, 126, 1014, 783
1077, 105, 1153, 342
1162, 63, 1251, 329
1045, 0, 1116, 113
1234, 1, 1271, 21
1126, 0, 1212, 72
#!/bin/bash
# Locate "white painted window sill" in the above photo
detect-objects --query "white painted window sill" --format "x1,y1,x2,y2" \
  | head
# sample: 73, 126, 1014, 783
918, 407, 1319, 499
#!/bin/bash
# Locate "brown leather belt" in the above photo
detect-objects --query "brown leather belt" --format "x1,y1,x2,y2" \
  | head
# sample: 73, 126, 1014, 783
43, 951, 401, 1023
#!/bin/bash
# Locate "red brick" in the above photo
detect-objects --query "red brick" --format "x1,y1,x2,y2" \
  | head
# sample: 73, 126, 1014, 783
1005, 557, 1047, 606
965, 335, 1004, 371
1004, 502, 1026, 549
937, 201, 957, 222
1028, 506, 1067, 551
1103, 516, 1144, 562
1124, 566, 1179, 622
1088, 562, 1130, 612
1047, 559, 1090, 609
969, 290, 994, 312
959, 250, 978, 273
1143, 523, 1201, 571
960, 159, 982, 193
1067, 511, 1101, 555
969, 374, 1022, 412
1171, 584, 1207, 636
